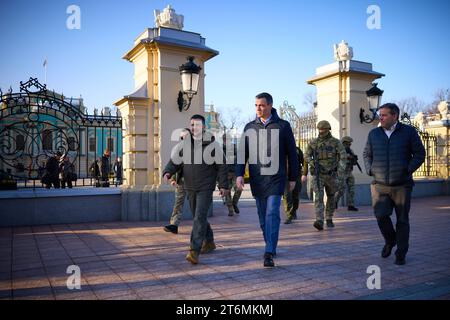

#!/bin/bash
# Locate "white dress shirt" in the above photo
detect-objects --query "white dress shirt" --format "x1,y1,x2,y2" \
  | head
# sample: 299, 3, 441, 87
381, 121, 398, 139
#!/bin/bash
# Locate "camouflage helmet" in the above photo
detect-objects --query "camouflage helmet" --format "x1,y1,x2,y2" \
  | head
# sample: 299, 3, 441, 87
341, 136, 353, 144
317, 120, 331, 130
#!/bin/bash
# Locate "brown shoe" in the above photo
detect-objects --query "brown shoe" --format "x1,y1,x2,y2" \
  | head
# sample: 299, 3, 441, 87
200, 241, 216, 254
186, 250, 199, 264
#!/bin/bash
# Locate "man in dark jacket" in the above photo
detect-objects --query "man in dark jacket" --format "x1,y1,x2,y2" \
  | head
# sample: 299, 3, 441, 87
163, 115, 229, 265
113, 157, 123, 185
100, 150, 110, 187
363, 103, 425, 266
44, 151, 62, 189
236, 92, 299, 267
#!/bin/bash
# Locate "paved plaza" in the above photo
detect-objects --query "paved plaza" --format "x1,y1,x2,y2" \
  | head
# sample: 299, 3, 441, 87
0, 194, 449, 300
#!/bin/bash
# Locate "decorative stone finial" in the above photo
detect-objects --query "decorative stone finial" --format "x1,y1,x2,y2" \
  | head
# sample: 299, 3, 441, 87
438, 100, 449, 120
154, 5, 184, 30
333, 40, 353, 61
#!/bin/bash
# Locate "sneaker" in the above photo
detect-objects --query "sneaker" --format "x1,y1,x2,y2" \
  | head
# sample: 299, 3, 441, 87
263, 253, 275, 267
200, 241, 216, 254
284, 218, 293, 224
326, 219, 335, 228
381, 243, 396, 258
186, 250, 199, 264
233, 204, 240, 214
228, 207, 234, 216
163, 224, 178, 234
313, 220, 324, 231
348, 206, 359, 211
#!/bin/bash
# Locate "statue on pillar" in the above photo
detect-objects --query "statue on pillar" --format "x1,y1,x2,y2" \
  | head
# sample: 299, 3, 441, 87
334, 40, 353, 71
154, 5, 184, 30
334, 40, 353, 61
438, 101, 450, 120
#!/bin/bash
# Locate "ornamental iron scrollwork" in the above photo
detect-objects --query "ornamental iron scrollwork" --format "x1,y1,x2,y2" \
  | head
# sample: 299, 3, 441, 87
0, 78, 122, 185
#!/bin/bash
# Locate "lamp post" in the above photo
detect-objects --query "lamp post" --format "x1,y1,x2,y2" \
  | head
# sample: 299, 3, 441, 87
177, 56, 201, 112
359, 83, 384, 123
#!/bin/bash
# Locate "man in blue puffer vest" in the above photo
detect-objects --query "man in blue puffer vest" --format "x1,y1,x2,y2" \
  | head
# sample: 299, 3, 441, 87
363, 103, 425, 266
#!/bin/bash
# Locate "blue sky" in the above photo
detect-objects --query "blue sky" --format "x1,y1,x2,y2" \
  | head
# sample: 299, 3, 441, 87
1, 0, 449, 122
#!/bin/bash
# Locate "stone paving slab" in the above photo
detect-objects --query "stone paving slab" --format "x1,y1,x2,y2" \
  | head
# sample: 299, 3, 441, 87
0, 195, 449, 300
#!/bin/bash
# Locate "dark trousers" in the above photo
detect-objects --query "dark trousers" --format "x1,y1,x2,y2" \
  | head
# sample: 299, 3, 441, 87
370, 183, 413, 258
187, 190, 214, 253
46, 177, 60, 189
61, 179, 73, 188
283, 178, 302, 219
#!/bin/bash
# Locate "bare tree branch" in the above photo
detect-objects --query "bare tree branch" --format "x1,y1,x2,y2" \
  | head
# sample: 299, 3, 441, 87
217, 106, 244, 132
302, 91, 316, 112
393, 97, 426, 115
426, 88, 450, 113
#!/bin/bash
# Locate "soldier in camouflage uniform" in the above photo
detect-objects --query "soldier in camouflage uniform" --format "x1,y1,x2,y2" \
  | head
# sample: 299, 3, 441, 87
163, 174, 186, 234
335, 136, 359, 211
301, 120, 347, 230
283, 146, 304, 224
222, 134, 242, 216
163, 128, 190, 234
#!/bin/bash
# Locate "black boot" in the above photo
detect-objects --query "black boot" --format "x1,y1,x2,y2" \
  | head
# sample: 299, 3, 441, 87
313, 220, 324, 231
263, 253, 275, 267
348, 206, 359, 211
395, 255, 406, 265
381, 243, 396, 258
163, 224, 178, 234
326, 219, 335, 228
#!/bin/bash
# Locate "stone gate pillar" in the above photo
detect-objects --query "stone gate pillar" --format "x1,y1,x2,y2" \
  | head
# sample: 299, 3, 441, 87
306, 41, 385, 204
114, 5, 219, 221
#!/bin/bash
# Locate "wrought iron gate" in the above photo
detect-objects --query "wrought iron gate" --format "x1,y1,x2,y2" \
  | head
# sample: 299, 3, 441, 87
279, 101, 317, 152
0, 78, 122, 188
400, 113, 438, 177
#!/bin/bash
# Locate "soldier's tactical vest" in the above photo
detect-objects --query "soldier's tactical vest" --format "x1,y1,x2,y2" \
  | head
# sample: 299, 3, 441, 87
311, 138, 339, 174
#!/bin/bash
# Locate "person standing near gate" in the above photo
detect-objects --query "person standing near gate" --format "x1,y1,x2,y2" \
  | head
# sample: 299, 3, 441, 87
301, 120, 347, 231
113, 157, 123, 185
43, 151, 62, 189
59, 154, 74, 189
363, 103, 425, 265
283, 146, 304, 224
222, 133, 242, 217
163, 128, 190, 235
100, 150, 110, 187
335, 136, 360, 211
236, 92, 299, 268
163, 115, 229, 265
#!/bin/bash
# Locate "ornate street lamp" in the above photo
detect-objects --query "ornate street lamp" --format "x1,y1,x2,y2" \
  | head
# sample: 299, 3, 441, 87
177, 56, 201, 112
359, 83, 384, 123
